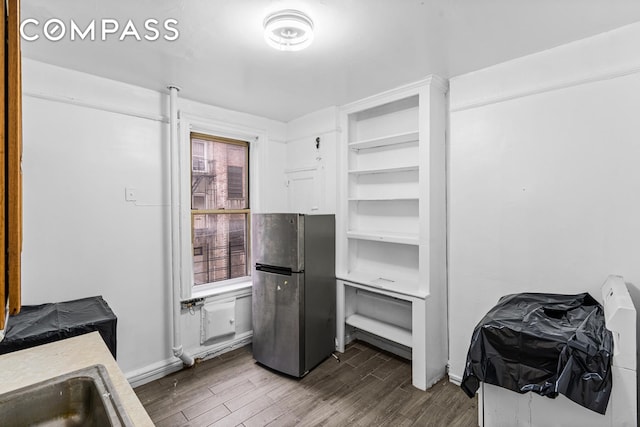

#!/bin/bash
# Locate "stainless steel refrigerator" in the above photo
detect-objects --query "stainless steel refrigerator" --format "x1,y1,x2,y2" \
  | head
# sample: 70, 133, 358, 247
251, 213, 335, 377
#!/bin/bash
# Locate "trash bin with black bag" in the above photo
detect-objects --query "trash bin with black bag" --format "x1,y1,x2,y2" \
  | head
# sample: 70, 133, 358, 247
460, 292, 613, 414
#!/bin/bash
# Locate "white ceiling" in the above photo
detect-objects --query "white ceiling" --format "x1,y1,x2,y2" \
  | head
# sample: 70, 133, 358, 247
21, 0, 640, 122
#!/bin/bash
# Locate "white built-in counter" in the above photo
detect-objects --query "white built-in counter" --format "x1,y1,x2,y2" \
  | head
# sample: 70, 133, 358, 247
0, 331, 153, 426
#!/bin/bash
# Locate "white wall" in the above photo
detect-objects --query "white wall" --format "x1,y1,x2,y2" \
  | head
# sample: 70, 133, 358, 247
21, 59, 287, 379
284, 106, 338, 214
448, 23, 640, 381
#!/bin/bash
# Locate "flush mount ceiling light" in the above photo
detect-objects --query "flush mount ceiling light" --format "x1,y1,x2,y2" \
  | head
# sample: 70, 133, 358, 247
263, 9, 314, 52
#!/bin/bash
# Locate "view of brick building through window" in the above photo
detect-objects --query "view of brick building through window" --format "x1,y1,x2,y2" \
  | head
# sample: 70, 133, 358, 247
191, 134, 249, 286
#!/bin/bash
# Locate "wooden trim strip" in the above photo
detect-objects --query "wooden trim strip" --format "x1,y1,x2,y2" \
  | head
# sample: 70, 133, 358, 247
7, 0, 21, 315
0, 0, 6, 329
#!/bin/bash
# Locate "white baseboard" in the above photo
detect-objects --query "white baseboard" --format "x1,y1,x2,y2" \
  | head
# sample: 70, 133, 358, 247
448, 372, 463, 385
126, 333, 253, 388
126, 357, 185, 388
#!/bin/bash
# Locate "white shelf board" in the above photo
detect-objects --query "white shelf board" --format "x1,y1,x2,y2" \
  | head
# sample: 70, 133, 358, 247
347, 230, 419, 245
339, 271, 427, 299
348, 165, 419, 175
346, 314, 412, 348
349, 131, 419, 150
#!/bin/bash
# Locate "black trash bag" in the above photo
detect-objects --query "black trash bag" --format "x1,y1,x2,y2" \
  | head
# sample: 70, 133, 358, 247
0, 296, 117, 358
460, 292, 613, 414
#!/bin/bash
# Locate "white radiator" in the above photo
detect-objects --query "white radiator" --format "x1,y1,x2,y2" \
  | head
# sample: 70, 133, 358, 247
200, 299, 236, 344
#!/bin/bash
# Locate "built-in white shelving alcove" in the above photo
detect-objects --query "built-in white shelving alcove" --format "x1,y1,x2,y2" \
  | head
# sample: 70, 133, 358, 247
336, 76, 448, 390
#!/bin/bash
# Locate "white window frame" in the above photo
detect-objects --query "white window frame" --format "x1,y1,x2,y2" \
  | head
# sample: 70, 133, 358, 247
177, 113, 266, 300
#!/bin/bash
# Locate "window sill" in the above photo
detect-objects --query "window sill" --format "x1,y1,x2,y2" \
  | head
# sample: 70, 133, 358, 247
190, 279, 253, 300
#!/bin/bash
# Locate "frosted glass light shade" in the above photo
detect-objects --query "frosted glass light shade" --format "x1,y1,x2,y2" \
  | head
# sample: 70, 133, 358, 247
263, 10, 314, 51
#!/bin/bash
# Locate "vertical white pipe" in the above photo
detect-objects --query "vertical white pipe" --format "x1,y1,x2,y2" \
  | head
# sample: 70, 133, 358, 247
168, 85, 195, 367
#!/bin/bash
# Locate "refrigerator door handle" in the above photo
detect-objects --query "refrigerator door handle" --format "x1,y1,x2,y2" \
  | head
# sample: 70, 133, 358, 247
255, 264, 294, 276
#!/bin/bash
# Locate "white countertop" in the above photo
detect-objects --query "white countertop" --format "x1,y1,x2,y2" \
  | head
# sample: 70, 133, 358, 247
0, 331, 154, 426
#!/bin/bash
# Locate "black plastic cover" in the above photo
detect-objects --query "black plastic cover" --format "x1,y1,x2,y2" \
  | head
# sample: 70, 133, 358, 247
460, 292, 613, 414
0, 296, 117, 358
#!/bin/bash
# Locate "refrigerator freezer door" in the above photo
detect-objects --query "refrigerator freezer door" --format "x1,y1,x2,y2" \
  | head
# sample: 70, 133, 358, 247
252, 214, 304, 272
252, 269, 304, 377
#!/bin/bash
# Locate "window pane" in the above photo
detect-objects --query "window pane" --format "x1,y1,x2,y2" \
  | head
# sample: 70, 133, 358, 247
192, 195, 205, 210
192, 141, 206, 173
191, 137, 248, 210
227, 166, 243, 199
192, 213, 248, 285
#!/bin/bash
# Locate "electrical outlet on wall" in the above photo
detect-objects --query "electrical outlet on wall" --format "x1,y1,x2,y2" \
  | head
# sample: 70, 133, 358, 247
125, 187, 137, 202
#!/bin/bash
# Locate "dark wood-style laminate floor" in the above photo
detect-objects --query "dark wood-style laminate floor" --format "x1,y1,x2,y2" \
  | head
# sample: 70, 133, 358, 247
134, 341, 477, 427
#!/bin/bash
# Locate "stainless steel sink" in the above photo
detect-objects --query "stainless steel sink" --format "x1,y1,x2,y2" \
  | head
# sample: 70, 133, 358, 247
0, 364, 134, 426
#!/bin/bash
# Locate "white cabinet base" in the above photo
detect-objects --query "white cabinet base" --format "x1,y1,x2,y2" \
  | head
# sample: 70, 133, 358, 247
336, 279, 446, 391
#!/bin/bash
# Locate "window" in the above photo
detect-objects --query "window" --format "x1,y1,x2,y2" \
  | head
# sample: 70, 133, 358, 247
191, 133, 250, 286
